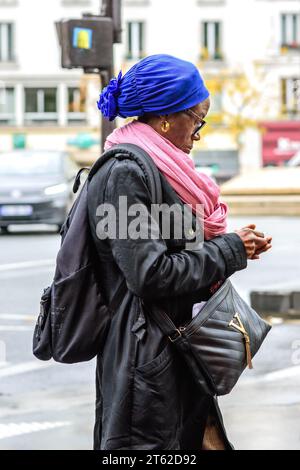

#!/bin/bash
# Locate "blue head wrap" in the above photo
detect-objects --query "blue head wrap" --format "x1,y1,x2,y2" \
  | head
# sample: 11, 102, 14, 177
97, 54, 209, 121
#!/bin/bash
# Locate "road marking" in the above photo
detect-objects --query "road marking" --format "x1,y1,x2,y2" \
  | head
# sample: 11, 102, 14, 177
0, 421, 71, 440
241, 364, 300, 385
0, 314, 36, 322
0, 267, 54, 280
260, 364, 300, 382
0, 325, 33, 331
0, 259, 54, 272
0, 361, 9, 368
0, 361, 55, 378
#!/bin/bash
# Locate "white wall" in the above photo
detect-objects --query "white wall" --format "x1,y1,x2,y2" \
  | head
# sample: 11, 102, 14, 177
0, 0, 104, 130
0, 0, 102, 78
0, 0, 299, 160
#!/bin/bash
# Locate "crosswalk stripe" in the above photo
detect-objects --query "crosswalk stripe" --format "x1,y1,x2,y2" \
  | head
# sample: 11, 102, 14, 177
0, 314, 36, 321
0, 326, 33, 332
0, 421, 71, 440
0, 259, 54, 272
0, 361, 54, 378
241, 364, 300, 385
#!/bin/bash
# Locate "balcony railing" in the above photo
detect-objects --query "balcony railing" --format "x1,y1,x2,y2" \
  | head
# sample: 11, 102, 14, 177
200, 48, 224, 61
280, 43, 300, 54
67, 112, 86, 123
0, 112, 15, 125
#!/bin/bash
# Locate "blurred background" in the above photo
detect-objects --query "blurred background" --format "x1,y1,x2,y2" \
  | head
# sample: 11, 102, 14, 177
0, 0, 300, 450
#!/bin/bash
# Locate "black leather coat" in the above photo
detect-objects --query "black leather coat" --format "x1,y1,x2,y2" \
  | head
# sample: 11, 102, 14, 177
87, 155, 247, 450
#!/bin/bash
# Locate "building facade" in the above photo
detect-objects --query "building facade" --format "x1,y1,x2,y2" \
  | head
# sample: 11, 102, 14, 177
0, 0, 102, 157
0, 0, 299, 171
118, 0, 300, 174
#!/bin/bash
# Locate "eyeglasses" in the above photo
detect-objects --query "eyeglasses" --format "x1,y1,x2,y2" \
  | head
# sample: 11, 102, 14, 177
184, 109, 207, 136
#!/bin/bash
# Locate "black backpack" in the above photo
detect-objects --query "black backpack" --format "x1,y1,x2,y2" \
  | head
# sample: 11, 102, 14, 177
32, 144, 163, 363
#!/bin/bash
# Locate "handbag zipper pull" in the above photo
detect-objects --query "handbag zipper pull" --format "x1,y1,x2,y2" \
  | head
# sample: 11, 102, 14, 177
244, 332, 253, 369
229, 313, 253, 369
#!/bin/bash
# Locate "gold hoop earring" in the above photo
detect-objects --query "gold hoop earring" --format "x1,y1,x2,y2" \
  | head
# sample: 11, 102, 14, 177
161, 120, 170, 133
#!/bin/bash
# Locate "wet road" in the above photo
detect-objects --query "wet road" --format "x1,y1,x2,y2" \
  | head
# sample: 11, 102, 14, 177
0, 217, 299, 449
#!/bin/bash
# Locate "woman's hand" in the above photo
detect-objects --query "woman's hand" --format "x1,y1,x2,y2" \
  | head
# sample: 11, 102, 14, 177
234, 223, 272, 260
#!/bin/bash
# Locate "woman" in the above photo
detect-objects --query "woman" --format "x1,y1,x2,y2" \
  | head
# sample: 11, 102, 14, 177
87, 54, 272, 450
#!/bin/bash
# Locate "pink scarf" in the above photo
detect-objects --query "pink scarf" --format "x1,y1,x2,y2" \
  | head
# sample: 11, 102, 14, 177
105, 120, 228, 240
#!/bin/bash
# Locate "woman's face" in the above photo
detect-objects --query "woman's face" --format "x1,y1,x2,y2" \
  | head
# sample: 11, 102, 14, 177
143, 98, 210, 154
165, 98, 210, 154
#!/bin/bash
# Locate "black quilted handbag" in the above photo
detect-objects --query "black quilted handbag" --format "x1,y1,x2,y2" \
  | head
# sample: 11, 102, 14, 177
147, 279, 272, 396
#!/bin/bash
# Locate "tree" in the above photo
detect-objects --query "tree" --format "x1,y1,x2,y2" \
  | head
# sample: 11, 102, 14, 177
195, 63, 271, 152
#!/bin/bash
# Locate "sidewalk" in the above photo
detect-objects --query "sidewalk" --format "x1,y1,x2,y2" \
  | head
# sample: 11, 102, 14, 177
221, 167, 300, 216
220, 321, 300, 450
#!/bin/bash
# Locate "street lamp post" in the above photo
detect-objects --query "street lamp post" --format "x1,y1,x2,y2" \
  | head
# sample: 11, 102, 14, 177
99, 1, 122, 151
99, 68, 115, 154
56, 0, 122, 152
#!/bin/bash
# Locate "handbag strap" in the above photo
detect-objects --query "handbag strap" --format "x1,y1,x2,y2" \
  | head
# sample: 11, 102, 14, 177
142, 301, 183, 342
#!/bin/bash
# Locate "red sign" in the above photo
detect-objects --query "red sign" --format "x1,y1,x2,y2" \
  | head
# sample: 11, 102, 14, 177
261, 121, 300, 166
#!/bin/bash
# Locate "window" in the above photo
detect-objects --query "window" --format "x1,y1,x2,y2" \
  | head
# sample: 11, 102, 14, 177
25, 88, 57, 113
281, 13, 300, 50
0, 23, 15, 62
201, 21, 222, 60
68, 87, 86, 123
0, 86, 15, 124
25, 88, 57, 123
282, 78, 300, 116
126, 21, 145, 60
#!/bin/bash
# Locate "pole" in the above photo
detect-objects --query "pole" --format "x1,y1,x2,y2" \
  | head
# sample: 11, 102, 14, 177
100, 0, 113, 17
99, 0, 115, 152
100, 68, 115, 152
100, 0, 122, 41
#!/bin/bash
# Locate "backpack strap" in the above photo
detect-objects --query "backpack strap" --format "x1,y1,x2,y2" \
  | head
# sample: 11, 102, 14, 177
73, 167, 90, 194
88, 143, 164, 313
88, 143, 163, 205
109, 279, 129, 313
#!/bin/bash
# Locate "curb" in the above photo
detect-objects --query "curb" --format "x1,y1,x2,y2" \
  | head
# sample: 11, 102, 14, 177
221, 195, 300, 216
250, 290, 300, 319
